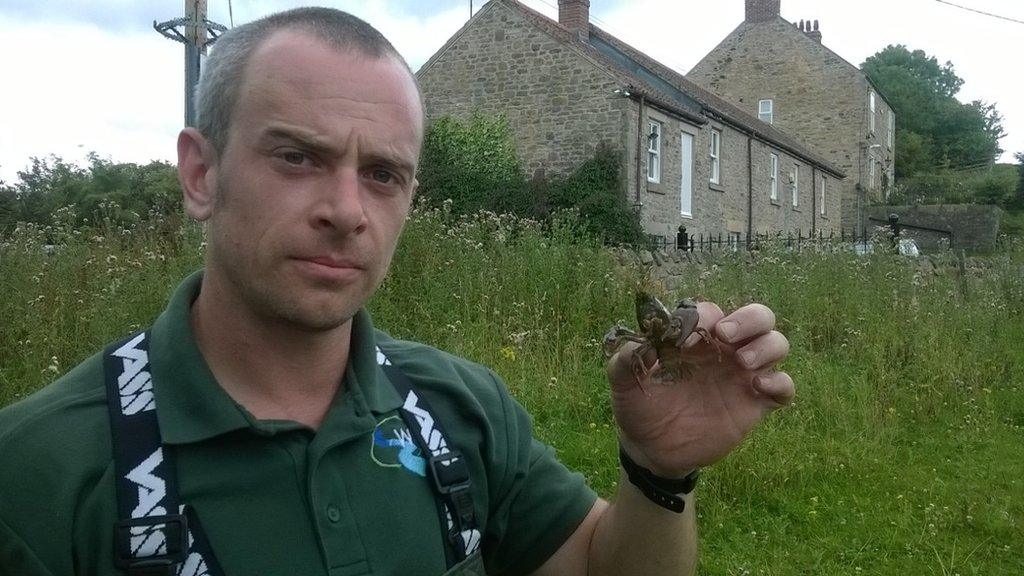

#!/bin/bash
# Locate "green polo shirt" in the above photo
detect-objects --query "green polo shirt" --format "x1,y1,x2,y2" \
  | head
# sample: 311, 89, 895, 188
0, 272, 597, 576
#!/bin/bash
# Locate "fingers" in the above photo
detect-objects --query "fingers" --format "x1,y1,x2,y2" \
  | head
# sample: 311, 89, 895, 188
682, 301, 725, 348
714, 303, 775, 346
753, 371, 795, 407
734, 330, 789, 371
605, 341, 649, 392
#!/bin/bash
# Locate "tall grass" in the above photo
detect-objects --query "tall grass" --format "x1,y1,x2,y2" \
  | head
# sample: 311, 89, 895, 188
2, 205, 1022, 574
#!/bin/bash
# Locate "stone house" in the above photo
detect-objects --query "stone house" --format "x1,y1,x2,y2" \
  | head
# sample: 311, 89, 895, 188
688, 0, 896, 233
416, 0, 845, 246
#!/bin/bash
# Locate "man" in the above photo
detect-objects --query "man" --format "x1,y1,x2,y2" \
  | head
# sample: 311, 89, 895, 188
0, 8, 793, 575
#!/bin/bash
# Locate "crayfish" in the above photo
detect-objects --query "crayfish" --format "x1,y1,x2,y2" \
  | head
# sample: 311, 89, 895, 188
603, 292, 716, 395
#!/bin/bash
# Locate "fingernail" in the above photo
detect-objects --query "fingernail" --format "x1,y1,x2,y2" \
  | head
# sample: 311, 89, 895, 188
739, 350, 756, 367
718, 321, 737, 341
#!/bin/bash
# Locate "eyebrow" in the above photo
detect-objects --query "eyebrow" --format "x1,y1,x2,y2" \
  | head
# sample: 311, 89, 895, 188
258, 126, 416, 175
259, 127, 337, 156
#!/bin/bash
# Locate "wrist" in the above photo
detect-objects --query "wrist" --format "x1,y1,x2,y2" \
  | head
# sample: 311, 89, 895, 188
619, 445, 699, 513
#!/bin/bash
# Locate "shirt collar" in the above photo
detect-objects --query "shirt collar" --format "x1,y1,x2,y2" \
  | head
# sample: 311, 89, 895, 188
149, 270, 403, 445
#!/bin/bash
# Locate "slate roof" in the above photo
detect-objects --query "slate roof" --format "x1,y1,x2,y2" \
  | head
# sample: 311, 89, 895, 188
493, 0, 846, 178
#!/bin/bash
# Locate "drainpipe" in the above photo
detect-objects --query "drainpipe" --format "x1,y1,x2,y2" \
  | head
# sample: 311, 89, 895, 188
635, 95, 645, 208
747, 135, 753, 241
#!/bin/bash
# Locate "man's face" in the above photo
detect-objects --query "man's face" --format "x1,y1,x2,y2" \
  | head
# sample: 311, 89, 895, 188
200, 30, 423, 331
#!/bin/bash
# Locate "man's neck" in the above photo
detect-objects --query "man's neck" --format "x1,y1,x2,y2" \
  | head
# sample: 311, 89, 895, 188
189, 274, 352, 430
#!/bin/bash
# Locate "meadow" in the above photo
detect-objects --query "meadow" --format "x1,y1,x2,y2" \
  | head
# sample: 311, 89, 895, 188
1, 204, 1022, 575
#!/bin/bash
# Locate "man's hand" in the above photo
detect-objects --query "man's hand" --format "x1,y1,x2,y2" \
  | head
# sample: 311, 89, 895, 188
606, 301, 793, 478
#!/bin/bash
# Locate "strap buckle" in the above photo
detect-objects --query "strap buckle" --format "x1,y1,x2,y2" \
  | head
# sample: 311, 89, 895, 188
427, 451, 471, 495
428, 451, 475, 543
113, 514, 189, 573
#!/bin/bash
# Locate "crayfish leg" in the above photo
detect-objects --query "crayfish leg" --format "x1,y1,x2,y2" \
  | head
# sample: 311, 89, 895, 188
629, 344, 658, 397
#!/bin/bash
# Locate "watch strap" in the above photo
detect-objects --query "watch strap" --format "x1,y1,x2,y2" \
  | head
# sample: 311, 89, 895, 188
619, 446, 699, 513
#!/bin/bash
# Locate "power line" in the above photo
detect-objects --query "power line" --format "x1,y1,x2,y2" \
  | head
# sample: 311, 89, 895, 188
934, 0, 1024, 25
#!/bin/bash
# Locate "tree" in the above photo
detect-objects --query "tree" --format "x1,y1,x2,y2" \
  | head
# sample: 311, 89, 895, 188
2, 155, 181, 231
862, 45, 1004, 177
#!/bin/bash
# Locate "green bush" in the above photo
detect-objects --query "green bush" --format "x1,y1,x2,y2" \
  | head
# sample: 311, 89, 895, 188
417, 114, 531, 216
418, 114, 642, 246
546, 144, 644, 246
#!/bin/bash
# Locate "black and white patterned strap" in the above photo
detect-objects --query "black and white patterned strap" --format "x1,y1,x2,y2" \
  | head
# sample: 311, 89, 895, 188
104, 332, 223, 576
376, 346, 482, 567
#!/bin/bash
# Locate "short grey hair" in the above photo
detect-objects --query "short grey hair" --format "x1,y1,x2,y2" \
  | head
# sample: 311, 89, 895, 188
195, 7, 419, 155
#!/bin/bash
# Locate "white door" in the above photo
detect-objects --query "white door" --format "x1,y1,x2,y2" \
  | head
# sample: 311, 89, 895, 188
680, 132, 693, 217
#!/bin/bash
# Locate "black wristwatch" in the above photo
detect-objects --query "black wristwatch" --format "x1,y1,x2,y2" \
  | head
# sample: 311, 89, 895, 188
619, 446, 699, 513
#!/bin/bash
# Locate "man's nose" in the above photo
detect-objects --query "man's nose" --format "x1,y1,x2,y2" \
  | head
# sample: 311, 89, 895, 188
313, 167, 367, 235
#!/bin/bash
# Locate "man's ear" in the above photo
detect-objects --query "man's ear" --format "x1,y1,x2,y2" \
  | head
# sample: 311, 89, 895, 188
177, 128, 218, 221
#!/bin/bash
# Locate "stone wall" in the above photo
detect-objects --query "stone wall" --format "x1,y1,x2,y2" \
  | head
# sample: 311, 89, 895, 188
866, 205, 1004, 253
688, 18, 895, 233
418, 0, 841, 246
629, 106, 837, 242
417, 1, 629, 181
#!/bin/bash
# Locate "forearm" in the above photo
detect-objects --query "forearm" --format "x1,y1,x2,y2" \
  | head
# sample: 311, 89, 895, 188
587, 469, 698, 576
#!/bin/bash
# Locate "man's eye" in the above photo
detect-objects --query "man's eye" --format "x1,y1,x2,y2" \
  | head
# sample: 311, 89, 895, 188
371, 169, 395, 184
282, 151, 307, 165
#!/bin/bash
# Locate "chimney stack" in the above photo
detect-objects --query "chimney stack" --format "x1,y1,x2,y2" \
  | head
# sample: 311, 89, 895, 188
805, 19, 822, 43
558, 0, 590, 40
745, 0, 781, 23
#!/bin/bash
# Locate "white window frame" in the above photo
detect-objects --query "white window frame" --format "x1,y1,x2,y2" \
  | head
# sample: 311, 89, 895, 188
887, 110, 895, 149
819, 176, 826, 216
758, 99, 774, 124
709, 129, 722, 185
770, 153, 779, 201
869, 156, 877, 190
647, 121, 662, 183
869, 91, 877, 135
791, 164, 800, 208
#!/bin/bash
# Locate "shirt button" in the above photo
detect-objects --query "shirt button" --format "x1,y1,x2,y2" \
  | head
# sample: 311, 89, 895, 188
326, 505, 341, 523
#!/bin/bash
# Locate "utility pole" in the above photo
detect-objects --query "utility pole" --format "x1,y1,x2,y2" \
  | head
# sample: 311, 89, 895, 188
155, 0, 227, 127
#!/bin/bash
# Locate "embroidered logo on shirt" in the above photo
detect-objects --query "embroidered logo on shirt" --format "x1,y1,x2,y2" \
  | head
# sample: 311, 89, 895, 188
370, 416, 426, 477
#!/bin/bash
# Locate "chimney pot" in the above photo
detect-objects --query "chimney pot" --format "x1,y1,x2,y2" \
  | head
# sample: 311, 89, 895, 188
558, 0, 590, 41
805, 19, 822, 43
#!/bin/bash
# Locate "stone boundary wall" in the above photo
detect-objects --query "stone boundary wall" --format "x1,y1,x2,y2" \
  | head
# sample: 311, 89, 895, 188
866, 205, 1003, 254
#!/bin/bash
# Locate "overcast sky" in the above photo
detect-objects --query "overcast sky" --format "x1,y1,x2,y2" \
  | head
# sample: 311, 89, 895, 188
1, 0, 1021, 184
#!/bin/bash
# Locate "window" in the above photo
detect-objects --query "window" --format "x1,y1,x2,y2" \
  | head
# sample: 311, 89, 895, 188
647, 121, 661, 183
819, 176, 826, 216
792, 164, 800, 208
869, 156, 876, 190
770, 153, 779, 201
709, 129, 722, 185
887, 110, 895, 149
869, 91, 876, 135
758, 99, 774, 124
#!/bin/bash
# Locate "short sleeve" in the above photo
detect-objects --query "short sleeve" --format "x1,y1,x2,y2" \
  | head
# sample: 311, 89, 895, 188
481, 377, 598, 576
